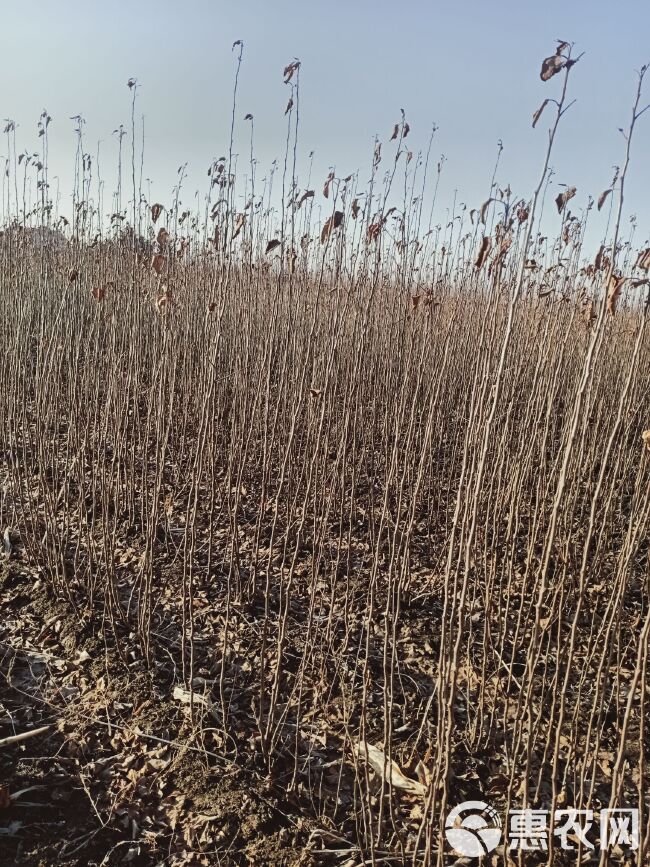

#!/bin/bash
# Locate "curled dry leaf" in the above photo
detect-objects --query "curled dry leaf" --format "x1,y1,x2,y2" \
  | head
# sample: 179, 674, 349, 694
475, 235, 491, 270
151, 254, 165, 276
555, 186, 577, 214
283, 61, 300, 83
320, 211, 344, 244
353, 742, 426, 796
607, 273, 626, 316
295, 190, 314, 210
265, 239, 281, 254
597, 189, 612, 211
390, 124, 399, 141
244, 113, 253, 121
403, 122, 410, 137
233, 213, 246, 239
151, 203, 163, 224
541, 54, 566, 82
156, 227, 169, 246
479, 198, 496, 225
635, 248, 650, 271
156, 290, 172, 313
642, 429, 650, 452
532, 99, 550, 129
323, 172, 335, 199
517, 203, 530, 223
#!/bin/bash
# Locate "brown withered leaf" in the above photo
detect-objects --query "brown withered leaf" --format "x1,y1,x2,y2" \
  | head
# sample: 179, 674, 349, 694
411, 294, 422, 309
479, 198, 496, 225
607, 273, 626, 316
642, 429, 650, 452
555, 186, 577, 214
321, 211, 344, 244
541, 54, 566, 82
556, 40, 570, 55
295, 190, 314, 210
68, 268, 79, 283
351, 198, 360, 220
373, 142, 381, 167
151, 255, 165, 276
156, 227, 169, 246
151, 203, 164, 224
475, 235, 491, 270
517, 203, 530, 223
367, 222, 382, 242
265, 239, 281, 254
532, 99, 550, 128
597, 189, 612, 211
323, 172, 335, 199
353, 742, 426, 796
233, 213, 246, 239
285, 98, 293, 115
635, 248, 650, 271
156, 290, 172, 313
0, 786, 10, 810
403, 122, 410, 137
283, 61, 300, 83
91, 286, 105, 302
390, 124, 399, 141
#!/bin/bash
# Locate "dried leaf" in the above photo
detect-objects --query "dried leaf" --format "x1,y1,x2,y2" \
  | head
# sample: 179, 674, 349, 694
285, 98, 294, 115
351, 198, 361, 220
479, 198, 495, 225
597, 189, 612, 211
68, 268, 79, 283
475, 235, 491, 270
555, 186, 576, 214
607, 273, 626, 316
283, 61, 300, 83
233, 213, 246, 239
323, 172, 335, 199
91, 286, 105, 302
390, 124, 399, 141
296, 190, 314, 210
642, 429, 650, 452
353, 742, 426, 796
541, 54, 566, 82
151, 203, 163, 223
151, 254, 165, 276
265, 239, 281, 254
321, 211, 344, 244
635, 248, 650, 271
157, 227, 169, 246
532, 99, 550, 128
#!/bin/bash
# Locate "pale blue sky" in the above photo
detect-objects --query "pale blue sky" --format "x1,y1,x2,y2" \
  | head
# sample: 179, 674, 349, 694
2, 0, 649, 246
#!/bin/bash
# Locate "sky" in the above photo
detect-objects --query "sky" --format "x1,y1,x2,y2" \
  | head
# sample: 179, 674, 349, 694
1, 0, 649, 248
